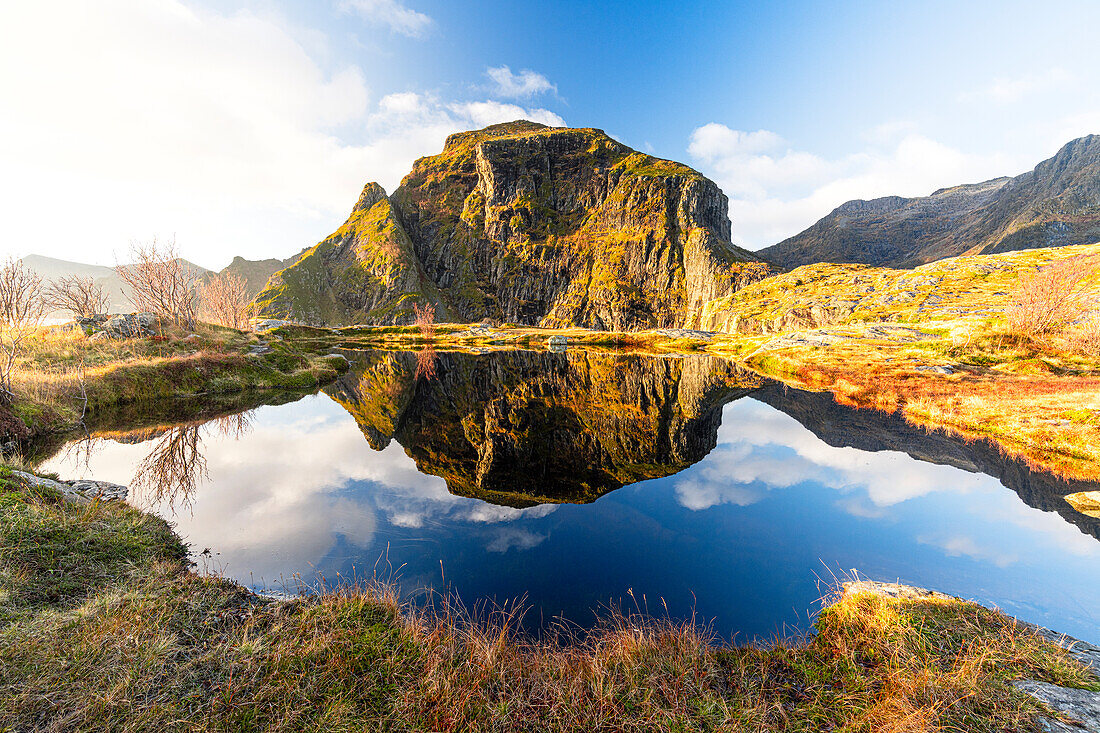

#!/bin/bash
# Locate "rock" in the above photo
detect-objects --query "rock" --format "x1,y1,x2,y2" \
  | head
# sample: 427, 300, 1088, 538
97, 312, 165, 339
1014, 680, 1100, 732
915, 364, 956, 375
253, 121, 761, 330
547, 335, 569, 349
842, 580, 954, 602
70, 480, 128, 501
12, 471, 127, 504
655, 328, 714, 341
249, 318, 292, 332
1066, 491, 1100, 518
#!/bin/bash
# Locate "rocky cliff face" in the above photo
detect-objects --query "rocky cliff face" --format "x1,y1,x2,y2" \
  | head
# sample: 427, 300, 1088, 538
254, 121, 758, 329
325, 350, 761, 506
761, 134, 1100, 269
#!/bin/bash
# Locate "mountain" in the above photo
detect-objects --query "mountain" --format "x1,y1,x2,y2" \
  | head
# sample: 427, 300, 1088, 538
21, 254, 288, 316
254, 120, 759, 330
204, 256, 291, 297
20, 255, 134, 313
760, 134, 1100, 269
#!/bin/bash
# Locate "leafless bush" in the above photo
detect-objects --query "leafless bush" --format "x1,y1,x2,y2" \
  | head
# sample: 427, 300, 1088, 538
413, 301, 436, 338
117, 238, 198, 330
1071, 311, 1100, 357
44, 275, 109, 318
0, 259, 46, 403
1006, 254, 1100, 337
199, 272, 255, 329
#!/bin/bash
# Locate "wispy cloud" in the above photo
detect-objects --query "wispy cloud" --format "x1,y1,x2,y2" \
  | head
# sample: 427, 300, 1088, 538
485, 65, 557, 99
339, 0, 432, 37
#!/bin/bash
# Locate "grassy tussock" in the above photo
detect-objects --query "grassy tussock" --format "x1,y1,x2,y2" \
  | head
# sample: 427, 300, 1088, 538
1, 474, 1096, 732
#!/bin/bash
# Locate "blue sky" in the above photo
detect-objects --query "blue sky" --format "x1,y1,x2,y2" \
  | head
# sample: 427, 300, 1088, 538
2, 0, 1099, 267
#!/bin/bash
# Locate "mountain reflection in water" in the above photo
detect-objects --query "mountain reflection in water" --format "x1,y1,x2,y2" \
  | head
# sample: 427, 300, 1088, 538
37, 349, 1100, 642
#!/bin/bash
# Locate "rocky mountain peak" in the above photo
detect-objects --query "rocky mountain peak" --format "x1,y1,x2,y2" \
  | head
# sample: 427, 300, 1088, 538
352, 182, 388, 213
255, 121, 760, 329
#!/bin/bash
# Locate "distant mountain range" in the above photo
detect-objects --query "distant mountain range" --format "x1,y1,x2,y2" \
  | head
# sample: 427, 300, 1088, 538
760, 134, 1100, 269
19, 254, 291, 316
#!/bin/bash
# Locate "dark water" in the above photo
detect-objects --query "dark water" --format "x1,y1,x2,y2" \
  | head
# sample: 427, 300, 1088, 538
39, 349, 1100, 642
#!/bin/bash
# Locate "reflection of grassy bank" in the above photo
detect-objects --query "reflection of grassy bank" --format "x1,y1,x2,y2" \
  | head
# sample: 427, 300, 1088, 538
735, 327, 1100, 481
1, 471, 1096, 731
1, 326, 348, 446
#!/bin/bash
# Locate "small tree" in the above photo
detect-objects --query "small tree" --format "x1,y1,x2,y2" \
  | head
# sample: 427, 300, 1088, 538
1006, 254, 1100, 337
44, 275, 109, 318
199, 272, 254, 329
0, 259, 46, 403
117, 238, 198, 330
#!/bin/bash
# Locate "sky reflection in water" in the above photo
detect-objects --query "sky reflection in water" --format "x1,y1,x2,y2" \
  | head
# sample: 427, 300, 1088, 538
42, 391, 1100, 643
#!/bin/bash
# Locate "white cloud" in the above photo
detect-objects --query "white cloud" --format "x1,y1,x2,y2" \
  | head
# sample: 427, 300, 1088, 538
0, 1, 565, 268
674, 399, 989, 511
40, 394, 559, 584
486, 66, 557, 99
917, 534, 1018, 568
449, 100, 565, 129
960, 68, 1072, 105
687, 122, 1022, 249
339, 0, 432, 37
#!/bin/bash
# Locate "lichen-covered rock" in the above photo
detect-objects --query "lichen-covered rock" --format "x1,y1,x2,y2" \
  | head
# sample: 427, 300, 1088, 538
254, 121, 759, 329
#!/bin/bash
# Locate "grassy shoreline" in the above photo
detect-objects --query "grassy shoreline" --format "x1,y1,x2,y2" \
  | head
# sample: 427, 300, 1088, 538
264, 316, 1100, 483
1, 325, 349, 448
1, 468, 1096, 731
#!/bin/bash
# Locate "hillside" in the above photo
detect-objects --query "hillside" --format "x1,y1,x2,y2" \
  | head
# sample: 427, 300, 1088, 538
760, 134, 1100, 269
254, 120, 760, 330
701, 241, 1100, 334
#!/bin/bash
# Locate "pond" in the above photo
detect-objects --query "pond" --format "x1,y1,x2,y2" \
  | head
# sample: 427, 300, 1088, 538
38, 349, 1100, 643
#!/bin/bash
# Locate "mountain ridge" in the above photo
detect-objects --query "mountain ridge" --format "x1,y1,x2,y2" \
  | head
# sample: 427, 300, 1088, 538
19, 253, 289, 316
760, 134, 1100, 269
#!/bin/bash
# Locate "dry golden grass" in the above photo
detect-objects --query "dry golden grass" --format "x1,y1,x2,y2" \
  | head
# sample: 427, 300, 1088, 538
2, 469, 1096, 732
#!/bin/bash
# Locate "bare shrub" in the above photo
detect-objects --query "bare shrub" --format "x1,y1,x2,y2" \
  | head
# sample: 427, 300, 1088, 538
117, 238, 198, 330
44, 275, 109, 318
1006, 254, 1100, 337
199, 272, 255, 330
1070, 311, 1100, 357
0, 259, 46, 403
413, 301, 436, 338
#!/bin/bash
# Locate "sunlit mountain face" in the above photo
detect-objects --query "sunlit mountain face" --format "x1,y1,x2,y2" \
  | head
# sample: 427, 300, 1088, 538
39, 350, 1100, 642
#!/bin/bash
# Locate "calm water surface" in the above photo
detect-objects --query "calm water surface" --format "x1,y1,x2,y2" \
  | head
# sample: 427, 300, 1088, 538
40, 350, 1100, 642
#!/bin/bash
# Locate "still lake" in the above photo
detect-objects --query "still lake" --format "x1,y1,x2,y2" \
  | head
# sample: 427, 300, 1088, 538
39, 349, 1100, 642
